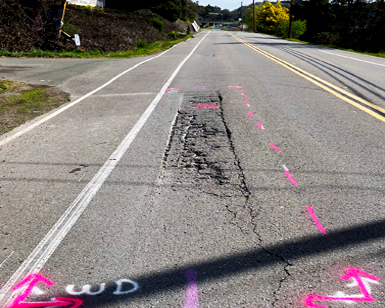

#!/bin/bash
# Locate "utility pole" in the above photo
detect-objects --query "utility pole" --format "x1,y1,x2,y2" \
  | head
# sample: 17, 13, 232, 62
58, 0, 67, 38
288, 0, 294, 38
253, 0, 256, 32
241, 1, 243, 30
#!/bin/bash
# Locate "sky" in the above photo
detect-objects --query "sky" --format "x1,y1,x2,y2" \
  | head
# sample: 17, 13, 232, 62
195, 0, 253, 11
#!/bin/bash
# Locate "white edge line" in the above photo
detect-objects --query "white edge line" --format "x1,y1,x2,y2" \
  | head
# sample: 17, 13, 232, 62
0, 42, 183, 148
0, 251, 15, 269
0, 32, 210, 305
319, 50, 385, 67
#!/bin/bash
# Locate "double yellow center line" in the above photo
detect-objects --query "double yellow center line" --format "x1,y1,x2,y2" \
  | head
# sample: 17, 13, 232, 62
229, 33, 385, 123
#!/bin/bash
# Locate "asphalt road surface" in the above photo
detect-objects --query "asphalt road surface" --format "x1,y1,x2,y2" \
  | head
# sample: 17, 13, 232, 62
1, 30, 385, 308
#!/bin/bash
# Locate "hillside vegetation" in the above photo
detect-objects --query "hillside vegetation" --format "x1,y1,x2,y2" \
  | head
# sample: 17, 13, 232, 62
0, 1, 189, 53
63, 6, 183, 52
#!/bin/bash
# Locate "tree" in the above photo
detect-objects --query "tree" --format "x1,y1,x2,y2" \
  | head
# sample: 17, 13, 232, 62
243, 5, 263, 30
105, 0, 200, 22
256, 0, 289, 33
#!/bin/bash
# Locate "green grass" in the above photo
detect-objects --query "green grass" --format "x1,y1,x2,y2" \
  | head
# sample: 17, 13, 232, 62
0, 81, 69, 135
0, 80, 15, 94
14, 88, 47, 113
0, 88, 48, 113
0, 84, 8, 94
0, 35, 194, 59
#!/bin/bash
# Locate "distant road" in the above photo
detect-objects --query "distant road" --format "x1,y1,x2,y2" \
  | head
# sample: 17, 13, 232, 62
1, 30, 385, 308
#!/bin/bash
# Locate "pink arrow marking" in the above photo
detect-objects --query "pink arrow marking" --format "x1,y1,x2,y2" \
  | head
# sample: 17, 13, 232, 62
248, 111, 255, 117
304, 268, 380, 308
306, 206, 326, 234
341, 268, 380, 297
11, 298, 83, 308
192, 104, 219, 109
6, 274, 83, 308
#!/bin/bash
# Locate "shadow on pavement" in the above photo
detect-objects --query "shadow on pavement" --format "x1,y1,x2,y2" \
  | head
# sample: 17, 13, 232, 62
49, 218, 385, 307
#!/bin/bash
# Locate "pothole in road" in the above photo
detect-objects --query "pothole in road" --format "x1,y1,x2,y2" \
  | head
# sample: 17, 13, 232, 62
160, 91, 252, 232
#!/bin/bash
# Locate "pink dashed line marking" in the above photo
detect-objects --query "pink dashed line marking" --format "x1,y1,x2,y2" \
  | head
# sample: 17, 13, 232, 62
248, 111, 255, 117
242, 93, 248, 98
306, 206, 327, 234
283, 165, 298, 186
184, 270, 199, 308
269, 143, 281, 153
258, 122, 264, 129
245, 100, 249, 105
240, 89, 245, 92
192, 104, 219, 109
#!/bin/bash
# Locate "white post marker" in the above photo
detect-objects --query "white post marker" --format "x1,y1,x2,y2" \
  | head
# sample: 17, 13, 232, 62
74, 34, 81, 48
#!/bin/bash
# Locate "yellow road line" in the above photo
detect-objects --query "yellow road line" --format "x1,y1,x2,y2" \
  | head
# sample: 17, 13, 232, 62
228, 33, 385, 123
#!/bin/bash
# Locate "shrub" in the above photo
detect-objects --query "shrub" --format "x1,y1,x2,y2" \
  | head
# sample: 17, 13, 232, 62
136, 40, 148, 49
168, 31, 178, 39
62, 23, 78, 36
0, 0, 63, 51
280, 19, 307, 38
314, 32, 340, 45
151, 17, 164, 32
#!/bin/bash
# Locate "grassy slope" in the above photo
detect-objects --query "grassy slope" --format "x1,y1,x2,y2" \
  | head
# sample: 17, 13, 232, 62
0, 35, 193, 58
0, 80, 69, 135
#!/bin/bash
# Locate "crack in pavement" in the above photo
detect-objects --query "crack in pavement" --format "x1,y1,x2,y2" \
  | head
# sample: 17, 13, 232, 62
160, 91, 292, 304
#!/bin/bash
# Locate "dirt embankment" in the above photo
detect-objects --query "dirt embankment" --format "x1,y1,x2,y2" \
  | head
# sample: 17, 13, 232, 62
62, 6, 186, 52
0, 80, 69, 135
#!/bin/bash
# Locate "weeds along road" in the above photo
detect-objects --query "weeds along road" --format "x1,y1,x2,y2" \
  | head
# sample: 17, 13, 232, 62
1, 29, 385, 307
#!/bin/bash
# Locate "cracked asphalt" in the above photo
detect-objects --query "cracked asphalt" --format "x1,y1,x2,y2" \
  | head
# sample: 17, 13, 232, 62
1, 30, 385, 307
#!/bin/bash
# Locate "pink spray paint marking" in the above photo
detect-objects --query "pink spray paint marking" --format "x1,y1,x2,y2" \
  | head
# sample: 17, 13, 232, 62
192, 104, 219, 109
258, 123, 264, 130
269, 143, 281, 153
165, 87, 180, 92
240, 89, 245, 92
304, 268, 380, 308
214, 52, 222, 59
306, 206, 327, 234
242, 93, 248, 98
183, 270, 199, 308
7, 274, 83, 308
244, 100, 249, 106
283, 165, 297, 186
248, 111, 255, 117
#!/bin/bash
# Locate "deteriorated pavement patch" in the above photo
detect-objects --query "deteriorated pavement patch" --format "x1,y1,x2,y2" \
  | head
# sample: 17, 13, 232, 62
160, 91, 253, 233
